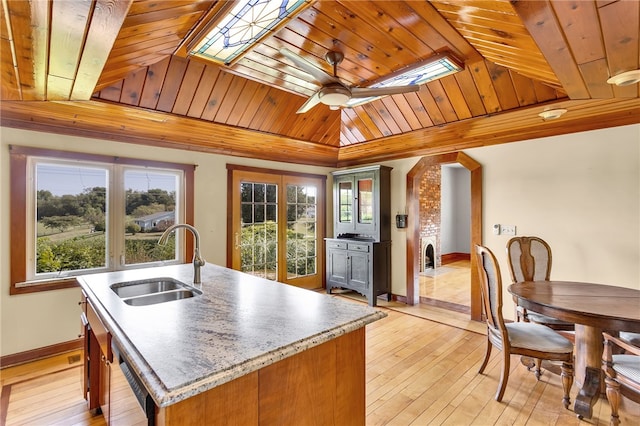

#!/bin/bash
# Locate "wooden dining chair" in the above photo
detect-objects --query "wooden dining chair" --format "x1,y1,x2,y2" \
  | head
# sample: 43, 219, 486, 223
602, 332, 640, 425
506, 236, 574, 331
475, 244, 574, 406
619, 332, 640, 348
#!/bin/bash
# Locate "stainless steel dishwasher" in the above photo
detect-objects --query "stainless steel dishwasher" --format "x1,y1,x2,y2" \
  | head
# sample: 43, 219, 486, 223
111, 340, 156, 425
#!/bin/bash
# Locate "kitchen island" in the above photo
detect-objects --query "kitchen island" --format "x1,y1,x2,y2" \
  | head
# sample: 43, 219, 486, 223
78, 263, 385, 425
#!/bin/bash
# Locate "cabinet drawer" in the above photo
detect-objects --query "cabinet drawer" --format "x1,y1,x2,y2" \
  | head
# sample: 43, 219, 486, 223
87, 299, 112, 362
327, 241, 348, 250
348, 243, 370, 252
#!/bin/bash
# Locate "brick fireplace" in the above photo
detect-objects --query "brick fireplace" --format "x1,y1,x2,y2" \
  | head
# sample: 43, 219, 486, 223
419, 164, 441, 269
420, 236, 437, 272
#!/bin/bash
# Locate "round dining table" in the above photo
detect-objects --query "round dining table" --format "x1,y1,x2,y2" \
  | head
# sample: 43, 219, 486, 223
508, 281, 640, 419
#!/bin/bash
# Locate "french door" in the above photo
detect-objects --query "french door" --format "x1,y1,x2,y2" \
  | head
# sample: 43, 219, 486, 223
228, 167, 325, 289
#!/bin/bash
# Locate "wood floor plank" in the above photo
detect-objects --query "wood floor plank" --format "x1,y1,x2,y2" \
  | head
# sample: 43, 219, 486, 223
386, 342, 489, 425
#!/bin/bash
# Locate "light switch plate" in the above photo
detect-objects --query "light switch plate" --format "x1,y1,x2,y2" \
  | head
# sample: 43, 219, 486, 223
500, 225, 516, 236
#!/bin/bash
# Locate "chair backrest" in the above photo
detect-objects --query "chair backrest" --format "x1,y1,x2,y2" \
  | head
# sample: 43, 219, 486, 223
506, 236, 552, 283
475, 245, 507, 336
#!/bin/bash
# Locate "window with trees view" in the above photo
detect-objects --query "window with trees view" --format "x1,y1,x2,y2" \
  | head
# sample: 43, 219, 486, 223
36, 163, 109, 273
10, 146, 194, 294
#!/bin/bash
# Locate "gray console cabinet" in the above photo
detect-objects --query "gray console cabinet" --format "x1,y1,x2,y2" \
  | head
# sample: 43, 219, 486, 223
326, 165, 392, 306
326, 239, 391, 307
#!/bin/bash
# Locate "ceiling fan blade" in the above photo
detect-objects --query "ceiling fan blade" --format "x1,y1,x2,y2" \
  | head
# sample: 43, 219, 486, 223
280, 48, 340, 86
350, 85, 420, 98
296, 91, 322, 114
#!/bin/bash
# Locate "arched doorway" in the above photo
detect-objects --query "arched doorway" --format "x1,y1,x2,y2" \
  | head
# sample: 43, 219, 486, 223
405, 152, 482, 321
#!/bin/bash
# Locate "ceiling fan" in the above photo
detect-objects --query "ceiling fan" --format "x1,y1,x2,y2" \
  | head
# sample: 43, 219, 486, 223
280, 48, 420, 114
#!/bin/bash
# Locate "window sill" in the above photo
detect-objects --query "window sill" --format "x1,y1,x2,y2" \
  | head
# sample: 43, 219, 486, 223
11, 277, 79, 295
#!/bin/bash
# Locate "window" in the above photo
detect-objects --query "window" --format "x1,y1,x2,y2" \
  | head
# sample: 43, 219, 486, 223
189, 0, 310, 65
10, 146, 195, 294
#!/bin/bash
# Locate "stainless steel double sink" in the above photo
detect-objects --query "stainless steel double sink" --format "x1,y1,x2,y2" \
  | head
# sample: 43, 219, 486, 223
110, 277, 201, 306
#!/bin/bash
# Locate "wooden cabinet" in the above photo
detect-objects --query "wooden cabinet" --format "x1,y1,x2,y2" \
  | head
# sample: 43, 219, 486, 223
82, 293, 113, 419
99, 352, 112, 421
327, 165, 392, 306
326, 239, 391, 306
82, 293, 151, 425
156, 328, 365, 426
331, 165, 391, 242
80, 299, 99, 411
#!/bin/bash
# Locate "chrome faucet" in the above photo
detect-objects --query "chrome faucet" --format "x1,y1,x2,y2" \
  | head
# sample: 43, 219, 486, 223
158, 224, 205, 284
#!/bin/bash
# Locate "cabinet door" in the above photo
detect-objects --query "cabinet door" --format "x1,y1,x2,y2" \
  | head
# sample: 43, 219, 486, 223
347, 250, 369, 291
327, 248, 348, 286
100, 355, 111, 422
334, 175, 355, 235
354, 172, 377, 237
81, 313, 90, 403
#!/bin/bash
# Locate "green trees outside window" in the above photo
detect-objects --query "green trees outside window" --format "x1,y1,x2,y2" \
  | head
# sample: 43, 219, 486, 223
34, 162, 182, 276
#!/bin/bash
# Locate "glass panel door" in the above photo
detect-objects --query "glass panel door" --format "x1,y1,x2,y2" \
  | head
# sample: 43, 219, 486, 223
230, 169, 325, 289
286, 183, 317, 281
239, 181, 278, 280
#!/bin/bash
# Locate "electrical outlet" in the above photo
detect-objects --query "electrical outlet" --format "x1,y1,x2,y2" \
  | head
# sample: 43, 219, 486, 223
500, 225, 516, 236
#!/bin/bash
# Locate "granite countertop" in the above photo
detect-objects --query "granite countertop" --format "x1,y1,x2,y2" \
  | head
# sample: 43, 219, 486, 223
77, 263, 386, 407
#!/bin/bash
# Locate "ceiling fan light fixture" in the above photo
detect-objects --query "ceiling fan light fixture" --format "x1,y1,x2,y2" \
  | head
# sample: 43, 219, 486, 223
318, 86, 351, 106
538, 108, 567, 121
606, 70, 640, 86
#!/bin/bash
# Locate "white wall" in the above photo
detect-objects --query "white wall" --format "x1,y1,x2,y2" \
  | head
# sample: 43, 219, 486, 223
469, 125, 639, 291
382, 124, 640, 321
2, 123, 639, 355
0, 127, 333, 357
440, 166, 471, 254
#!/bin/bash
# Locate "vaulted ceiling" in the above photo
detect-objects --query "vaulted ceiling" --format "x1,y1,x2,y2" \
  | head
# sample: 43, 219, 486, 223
1, 0, 638, 167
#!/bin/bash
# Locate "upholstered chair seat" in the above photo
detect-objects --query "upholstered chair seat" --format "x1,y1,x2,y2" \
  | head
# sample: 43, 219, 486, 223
525, 312, 573, 327
505, 323, 574, 353
619, 332, 640, 347
602, 332, 640, 425
610, 355, 640, 383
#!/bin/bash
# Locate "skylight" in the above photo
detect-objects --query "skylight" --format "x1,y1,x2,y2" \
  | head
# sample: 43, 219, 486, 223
345, 54, 463, 107
190, 0, 309, 65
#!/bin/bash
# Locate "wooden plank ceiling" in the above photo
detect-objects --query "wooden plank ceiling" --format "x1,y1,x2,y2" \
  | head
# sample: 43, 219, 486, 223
1, 0, 638, 167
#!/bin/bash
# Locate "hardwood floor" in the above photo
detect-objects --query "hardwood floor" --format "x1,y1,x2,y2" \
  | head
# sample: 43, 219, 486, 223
0, 352, 103, 426
419, 260, 471, 307
2, 306, 639, 425
420, 259, 471, 311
